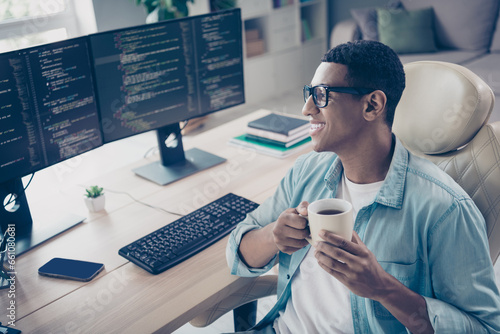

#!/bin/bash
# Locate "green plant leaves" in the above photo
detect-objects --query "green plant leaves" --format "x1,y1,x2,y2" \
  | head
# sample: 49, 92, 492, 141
85, 185, 104, 198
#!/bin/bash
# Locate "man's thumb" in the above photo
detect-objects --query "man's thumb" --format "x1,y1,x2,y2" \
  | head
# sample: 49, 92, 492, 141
296, 201, 309, 216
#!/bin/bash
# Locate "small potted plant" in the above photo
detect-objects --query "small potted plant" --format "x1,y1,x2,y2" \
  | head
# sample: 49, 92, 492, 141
84, 185, 105, 212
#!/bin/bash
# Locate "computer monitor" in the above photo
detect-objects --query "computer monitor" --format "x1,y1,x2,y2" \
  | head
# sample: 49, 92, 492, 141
89, 8, 244, 185
0, 8, 245, 254
0, 37, 102, 254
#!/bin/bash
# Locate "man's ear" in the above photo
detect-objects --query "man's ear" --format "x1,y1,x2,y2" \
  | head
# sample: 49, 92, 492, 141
363, 90, 387, 122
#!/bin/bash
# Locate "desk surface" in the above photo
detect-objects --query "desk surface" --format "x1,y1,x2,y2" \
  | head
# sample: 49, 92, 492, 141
4, 109, 310, 333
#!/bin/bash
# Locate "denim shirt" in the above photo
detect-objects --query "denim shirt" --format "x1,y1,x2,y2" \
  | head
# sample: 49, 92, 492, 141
226, 137, 500, 333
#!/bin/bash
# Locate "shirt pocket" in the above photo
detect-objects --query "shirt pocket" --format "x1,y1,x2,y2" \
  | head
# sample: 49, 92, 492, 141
372, 259, 426, 319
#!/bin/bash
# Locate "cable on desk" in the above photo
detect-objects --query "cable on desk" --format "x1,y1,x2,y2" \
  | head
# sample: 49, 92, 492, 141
101, 188, 184, 217
3, 173, 35, 210
143, 146, 158, 159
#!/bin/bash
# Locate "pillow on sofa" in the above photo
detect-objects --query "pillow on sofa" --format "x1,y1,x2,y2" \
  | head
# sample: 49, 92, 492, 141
402, 0, 499, 51
377, 7, 437, 54
350, 1, 403, 41
350, 7, 378, 41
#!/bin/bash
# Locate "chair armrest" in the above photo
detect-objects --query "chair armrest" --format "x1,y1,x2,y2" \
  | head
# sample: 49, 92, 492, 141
189, 275, 278, 328
330, 19, 360, 48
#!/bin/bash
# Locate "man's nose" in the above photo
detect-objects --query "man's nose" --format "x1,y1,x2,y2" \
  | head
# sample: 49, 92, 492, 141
302, 95, 319, 117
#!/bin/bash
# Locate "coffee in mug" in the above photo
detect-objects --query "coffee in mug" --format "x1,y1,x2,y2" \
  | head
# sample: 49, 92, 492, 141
316, 209, 344, 215
303, 198, 354, 245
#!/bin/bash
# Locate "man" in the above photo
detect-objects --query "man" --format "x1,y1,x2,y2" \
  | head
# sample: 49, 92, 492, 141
226, 40, 500, 333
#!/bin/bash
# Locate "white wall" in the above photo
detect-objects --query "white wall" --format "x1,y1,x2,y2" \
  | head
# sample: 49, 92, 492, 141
74, 0, 98, 35
92, 0, 148, 32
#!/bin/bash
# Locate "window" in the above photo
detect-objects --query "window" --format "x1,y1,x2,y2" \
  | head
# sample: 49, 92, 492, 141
0, 0, 83, 52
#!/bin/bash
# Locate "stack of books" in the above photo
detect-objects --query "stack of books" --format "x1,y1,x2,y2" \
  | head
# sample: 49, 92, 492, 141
229, 113, 311, 158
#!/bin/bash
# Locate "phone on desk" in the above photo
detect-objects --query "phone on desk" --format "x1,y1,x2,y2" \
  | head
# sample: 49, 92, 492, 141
38, 258, 104, 282
0, 323, 22, 333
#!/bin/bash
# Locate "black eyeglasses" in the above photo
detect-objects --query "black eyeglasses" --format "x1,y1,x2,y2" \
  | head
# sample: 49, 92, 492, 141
303, 85, 373, 108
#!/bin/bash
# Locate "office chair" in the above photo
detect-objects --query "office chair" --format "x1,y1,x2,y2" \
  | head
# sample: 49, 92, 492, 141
189, 61, 500, 330
393, 61, 500, 264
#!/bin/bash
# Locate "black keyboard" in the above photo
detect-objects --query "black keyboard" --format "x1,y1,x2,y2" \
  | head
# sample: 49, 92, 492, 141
119, 193, 259, 274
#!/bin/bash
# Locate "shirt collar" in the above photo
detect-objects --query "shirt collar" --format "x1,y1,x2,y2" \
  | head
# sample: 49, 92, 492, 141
375, 136, 408, 209
324, 155, 343, 194
323, 135, 408, 209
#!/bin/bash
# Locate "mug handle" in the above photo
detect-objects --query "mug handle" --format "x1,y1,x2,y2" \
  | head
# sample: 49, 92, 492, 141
299, 214, 313, 245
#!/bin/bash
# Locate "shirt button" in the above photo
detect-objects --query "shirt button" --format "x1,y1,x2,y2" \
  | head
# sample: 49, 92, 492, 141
286, 274, 290, 279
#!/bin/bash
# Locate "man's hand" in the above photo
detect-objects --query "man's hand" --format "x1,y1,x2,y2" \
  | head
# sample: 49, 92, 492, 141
314, 230, 434, 333
238, 201, 310, 268
313, 230, 392, 301
273, 201, 310, 254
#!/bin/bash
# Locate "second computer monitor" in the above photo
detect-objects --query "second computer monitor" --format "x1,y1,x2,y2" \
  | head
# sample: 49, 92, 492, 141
90, 8, 245, 144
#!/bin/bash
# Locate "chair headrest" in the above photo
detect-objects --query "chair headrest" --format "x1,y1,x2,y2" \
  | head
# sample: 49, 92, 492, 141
393, 61, 495, 155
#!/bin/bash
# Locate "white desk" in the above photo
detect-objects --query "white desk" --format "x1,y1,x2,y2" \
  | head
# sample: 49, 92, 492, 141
4, 109, 310, 333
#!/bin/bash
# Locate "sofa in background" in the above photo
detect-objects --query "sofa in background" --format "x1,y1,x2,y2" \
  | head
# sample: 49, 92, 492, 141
330, 0, 500, 123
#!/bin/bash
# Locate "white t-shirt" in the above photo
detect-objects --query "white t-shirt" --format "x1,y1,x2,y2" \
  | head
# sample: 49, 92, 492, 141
273, 173, 383, 334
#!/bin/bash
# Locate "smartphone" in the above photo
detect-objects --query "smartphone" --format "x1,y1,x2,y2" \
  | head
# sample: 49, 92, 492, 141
38, 258, 104, 282
0, 322, 22, 333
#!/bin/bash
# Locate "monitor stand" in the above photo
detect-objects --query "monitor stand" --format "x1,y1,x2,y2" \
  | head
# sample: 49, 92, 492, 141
132, 123, 226, 186
0, 179, 85, 256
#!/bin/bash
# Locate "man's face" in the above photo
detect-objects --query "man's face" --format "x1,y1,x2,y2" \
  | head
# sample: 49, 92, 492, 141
302, 62, 368, 154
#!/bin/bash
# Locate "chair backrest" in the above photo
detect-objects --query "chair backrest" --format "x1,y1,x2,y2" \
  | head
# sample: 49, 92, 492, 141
393, 61, 500, 264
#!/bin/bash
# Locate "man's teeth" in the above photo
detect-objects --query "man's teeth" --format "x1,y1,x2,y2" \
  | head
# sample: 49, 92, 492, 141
311, 123, 325, 130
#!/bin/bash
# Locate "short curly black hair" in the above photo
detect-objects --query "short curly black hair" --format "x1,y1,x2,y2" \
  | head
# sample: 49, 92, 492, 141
321, 40, 405, 127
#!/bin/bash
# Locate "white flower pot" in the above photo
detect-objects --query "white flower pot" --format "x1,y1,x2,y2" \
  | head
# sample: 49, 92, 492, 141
84, 195, 105, 212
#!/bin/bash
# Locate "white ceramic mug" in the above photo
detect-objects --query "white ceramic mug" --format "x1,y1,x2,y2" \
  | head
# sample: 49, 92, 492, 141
303, 198, 354, 245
